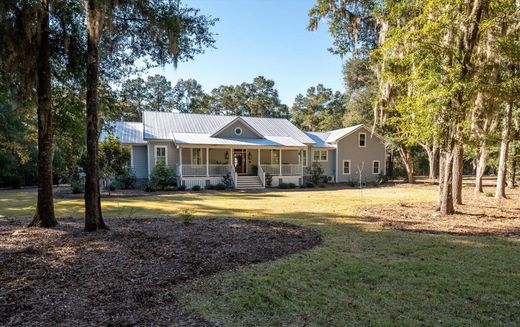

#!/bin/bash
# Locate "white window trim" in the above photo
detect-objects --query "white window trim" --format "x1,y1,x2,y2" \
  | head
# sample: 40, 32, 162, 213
372, 160, 381, 175
313, 150, 328, 162
302, 149, 308, 167
234, 127, 243, 136
359, 132, 367, 148
191, 148, 203, 165
342, 160, 351, 175
154, 145, 168, 165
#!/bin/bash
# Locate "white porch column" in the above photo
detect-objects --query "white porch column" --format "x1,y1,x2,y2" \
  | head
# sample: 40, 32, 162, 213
206, 147, 209, 177
257, 148, 260, 168
179, 147, 183, 179
279, 149, 282, 176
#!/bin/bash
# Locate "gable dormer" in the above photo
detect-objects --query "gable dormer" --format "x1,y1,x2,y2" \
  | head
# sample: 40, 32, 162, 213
211, 117, 264, 139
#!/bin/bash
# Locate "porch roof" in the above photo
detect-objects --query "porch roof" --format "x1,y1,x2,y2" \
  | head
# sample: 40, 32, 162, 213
172, 132, 306, 148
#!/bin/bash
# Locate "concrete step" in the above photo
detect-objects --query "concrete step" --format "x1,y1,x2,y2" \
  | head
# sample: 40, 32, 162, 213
236, 176, 264, 189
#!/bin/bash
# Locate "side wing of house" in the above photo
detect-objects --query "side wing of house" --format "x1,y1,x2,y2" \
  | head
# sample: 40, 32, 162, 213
335, 127, 386, 182
307, 146, 336, 180
146, 141, 179, 177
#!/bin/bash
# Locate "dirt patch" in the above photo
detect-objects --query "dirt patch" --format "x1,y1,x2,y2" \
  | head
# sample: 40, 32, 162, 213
361, 186, 520, 236
0, 217, 320, 326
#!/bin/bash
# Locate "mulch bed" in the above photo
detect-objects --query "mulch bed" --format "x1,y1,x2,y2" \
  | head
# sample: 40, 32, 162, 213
361, 186, 520, 236
0, 217, 321, 326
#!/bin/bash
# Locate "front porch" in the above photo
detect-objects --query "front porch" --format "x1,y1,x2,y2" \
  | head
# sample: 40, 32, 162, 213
176, 147, 304, 188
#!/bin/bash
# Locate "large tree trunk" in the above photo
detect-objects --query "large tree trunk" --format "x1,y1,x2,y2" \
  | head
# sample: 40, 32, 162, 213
84, 0, 108, 231
440, 142, 455, 215
507, 144, 517, 188
452, 143, 464, 205
28, 0, 57, 228
496, 102, 513, 199
398, 146, 415, 183
436, 150, 446, 211
474, 144, 488, 193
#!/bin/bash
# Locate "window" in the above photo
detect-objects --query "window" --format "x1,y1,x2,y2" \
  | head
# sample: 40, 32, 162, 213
155, 146, 167, 165
372, 160, 380, 174
271, 150, 280, 164
313, 150, 328, 162
359, 133, 366, 147
301, 150, 308, 167
234, 127, 242, 136
192, 148, 202, 165
343, 160, 351, 175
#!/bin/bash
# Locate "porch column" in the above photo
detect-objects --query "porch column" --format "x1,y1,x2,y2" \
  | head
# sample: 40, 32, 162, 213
206, 147, 209, 177
279, 149, 282, 176
179, 147, 183, 179
257, 148, 260, 169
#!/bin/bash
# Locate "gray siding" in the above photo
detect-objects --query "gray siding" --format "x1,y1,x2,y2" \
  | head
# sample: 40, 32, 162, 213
308, 147, 335, 179
131, 146, 148, 179
335, 127, 386, 182
215, 120, 261, 138
148, 141, 178, 176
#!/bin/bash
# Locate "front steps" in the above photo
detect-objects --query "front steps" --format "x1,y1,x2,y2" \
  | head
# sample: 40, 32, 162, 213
235, 175, 264, 190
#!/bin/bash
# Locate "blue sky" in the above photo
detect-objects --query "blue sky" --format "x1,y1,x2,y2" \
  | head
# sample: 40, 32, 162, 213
146, 0, 345, 106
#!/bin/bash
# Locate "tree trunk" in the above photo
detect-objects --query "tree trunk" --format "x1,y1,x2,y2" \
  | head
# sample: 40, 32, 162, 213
28, 0, 57, 228
496, 102, 513, 199
440, 142, 455, 215
84, 0, 108, 231
436, 150, 446, 211
433, 148, 440, 180
452, 143, 463, 205
398, 146, 415, 183
474, 144, 488, 193
507, 144, 517, 188
421, 143, 436, 181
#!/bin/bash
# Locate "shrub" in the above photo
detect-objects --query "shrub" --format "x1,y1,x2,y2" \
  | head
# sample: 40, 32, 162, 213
149, 162, 176, 190
70, 179, 84, 194
265, 173, 273, 187
305, 181, 315, 188
177, 185, 186, 191
319, 183, 326, 188
346, 179, 356, 187
215, 183, 226, 190
251, 165, 258, 175
164, 185, 177, 191
205, 184, 215, 190
8, 175, 23, 189
115, 166, 137, 189
376, 173, 388, 185
288, 183, 296, 189
179, 209, 194, 224
306, 162, 324, 185
143, 182, 156, 192
485, 191, 494, 197
106, 184, 116, 192
192, 185, 201, 191
222, 172, 234, 188
279, 182, 289, 189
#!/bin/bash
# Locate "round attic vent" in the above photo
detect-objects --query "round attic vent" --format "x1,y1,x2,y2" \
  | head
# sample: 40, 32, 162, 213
234, 127, 243, 136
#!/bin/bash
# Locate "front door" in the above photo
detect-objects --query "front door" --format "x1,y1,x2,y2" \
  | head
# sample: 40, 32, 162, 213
233, 149, 247, 174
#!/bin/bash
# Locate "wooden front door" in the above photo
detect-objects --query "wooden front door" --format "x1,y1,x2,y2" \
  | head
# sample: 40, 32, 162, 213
233, 149, 247, 174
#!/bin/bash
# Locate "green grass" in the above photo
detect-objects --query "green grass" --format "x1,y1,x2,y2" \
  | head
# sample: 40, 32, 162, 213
1, 185, 519, 326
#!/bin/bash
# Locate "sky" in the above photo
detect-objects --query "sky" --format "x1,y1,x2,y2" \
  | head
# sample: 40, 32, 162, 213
145, 0, 345, 106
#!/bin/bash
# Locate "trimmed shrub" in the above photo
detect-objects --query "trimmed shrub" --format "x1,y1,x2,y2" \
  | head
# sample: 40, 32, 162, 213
115, 166, 137, 189
305, 181, 315, 188
288, 183, 296, 189
205, 184, 216, 190
265, 173, 273, 187
143, 182, 156, 192
177, 185, 186, 191
222, 173, 234, 188
149, 162, 176, 191
215, 183, 226, 190
192, 185, 201, 191
279, 182, 289, 189
164, 185, 177, 191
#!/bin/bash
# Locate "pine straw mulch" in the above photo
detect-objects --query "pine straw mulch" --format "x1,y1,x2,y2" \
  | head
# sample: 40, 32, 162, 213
361, 185, 520, 236
0, 217, 321, 327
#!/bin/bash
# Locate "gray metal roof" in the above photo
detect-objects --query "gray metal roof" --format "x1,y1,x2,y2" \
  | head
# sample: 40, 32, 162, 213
100, 121, 145, 144
173, 133, 306, 147
304, 132, 335, 148
143, 111, 315, 144
325, 124, 364, 143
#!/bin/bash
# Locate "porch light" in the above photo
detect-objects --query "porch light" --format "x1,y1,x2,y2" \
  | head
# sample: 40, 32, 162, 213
247, 152, 252, 163
225, 151, 229, 160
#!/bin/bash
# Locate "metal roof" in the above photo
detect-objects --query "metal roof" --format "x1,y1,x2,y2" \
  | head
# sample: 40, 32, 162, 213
325, 124, 364, 143
100, 121, 145, 144
304, 132, 334, 148
173, 133, 306, 147
143, 111, 315, 144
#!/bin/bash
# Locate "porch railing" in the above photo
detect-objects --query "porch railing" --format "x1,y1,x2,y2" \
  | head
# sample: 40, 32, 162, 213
260, 164, 301, 176
181, 164, 229, 177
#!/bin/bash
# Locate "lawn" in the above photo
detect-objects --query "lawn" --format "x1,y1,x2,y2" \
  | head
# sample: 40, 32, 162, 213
1, 185, 520, 326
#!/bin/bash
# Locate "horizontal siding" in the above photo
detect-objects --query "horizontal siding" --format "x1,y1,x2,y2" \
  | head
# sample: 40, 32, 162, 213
132, 146, 148, 179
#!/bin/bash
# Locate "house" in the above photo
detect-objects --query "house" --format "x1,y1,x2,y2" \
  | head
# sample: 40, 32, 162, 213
101, 111, 386, 189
